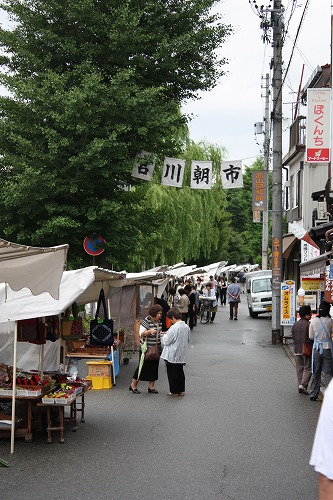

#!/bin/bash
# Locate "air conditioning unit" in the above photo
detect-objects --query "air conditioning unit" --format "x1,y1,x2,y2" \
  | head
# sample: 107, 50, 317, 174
317, 201, 328, 220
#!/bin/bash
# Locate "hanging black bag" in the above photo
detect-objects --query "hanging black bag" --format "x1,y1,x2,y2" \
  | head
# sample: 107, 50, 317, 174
90, 289, 114, 346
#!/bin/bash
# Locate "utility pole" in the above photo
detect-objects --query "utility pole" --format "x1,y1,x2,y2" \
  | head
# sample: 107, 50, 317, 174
271, 0, 283, 344
262, 73, 270, 270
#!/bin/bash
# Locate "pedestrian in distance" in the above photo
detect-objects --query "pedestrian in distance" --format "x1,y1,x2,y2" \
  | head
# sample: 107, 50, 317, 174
310, 377, 333, 499
309, 301, 333, 402
178, 288, 190, 324
204, 282, 218, 323
185, 284, 196, 330
291, 304, 312, 395
129, 304, 163, 394
227, 277, 241, 320
219, 274, 227, 306
161, 307, 190, 397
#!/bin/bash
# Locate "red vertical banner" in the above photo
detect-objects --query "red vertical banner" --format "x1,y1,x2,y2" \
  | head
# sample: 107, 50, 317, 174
306, 88, 331, 163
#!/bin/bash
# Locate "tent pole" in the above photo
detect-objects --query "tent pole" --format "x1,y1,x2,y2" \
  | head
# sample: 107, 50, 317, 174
40, 344, 44, 379
10, 321, 18, 454
117, 287, 123, 341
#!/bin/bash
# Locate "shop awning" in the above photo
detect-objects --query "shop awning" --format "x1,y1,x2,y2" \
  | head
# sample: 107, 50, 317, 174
282, 234, 297, 259
299, 251, 332, 277
0, 238, 68, 299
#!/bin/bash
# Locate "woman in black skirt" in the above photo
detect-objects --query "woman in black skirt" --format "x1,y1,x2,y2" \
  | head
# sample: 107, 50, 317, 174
129, 304, 163, 394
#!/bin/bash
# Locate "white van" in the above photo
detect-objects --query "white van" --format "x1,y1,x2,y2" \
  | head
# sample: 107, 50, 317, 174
245, 270, 272, 318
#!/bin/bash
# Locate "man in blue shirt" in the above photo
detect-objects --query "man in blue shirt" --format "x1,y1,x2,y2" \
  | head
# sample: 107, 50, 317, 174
227, 278, 241, 320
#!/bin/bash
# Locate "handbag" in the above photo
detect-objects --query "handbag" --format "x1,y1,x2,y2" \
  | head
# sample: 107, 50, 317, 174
61, 318, 83, 340
144, 331, 160, 361
302, 341, 313, 357
90, 289, 114, 346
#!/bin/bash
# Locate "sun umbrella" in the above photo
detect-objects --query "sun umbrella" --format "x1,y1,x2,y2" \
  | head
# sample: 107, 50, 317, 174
137, 340, 147, 381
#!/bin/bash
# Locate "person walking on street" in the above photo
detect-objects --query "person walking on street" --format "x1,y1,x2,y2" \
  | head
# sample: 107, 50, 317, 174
204, 282, 218, 323
161, 307, 190, 397
310, 377, 333, 499
227, 277, 241, 320
291, 305, 312, 395
309, 301, 333, 402
178, 288, 190, 324
185, 284, 196, 330
220, 274, 227, 306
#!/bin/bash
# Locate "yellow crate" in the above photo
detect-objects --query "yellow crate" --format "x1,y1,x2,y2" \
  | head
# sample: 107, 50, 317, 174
86, 375, 112, 390
86, 361, 112, 377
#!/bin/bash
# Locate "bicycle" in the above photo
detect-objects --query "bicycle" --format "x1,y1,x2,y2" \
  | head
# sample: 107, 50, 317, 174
199, 297, 215, 324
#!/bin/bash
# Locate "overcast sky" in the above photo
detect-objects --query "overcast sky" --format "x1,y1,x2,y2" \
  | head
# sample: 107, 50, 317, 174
182, 0, 331, 164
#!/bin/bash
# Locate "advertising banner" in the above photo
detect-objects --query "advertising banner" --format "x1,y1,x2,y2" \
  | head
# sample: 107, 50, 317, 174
281, 280, 296, 326
252, 170, 268, 211
306, 88, 331, 163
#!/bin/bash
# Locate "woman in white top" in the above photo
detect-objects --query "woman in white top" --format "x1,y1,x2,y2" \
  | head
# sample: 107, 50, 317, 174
161, 307, 190, 397
309, 301, 333, 401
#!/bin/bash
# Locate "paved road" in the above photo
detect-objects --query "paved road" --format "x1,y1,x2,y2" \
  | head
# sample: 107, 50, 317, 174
1, 301, 321, 500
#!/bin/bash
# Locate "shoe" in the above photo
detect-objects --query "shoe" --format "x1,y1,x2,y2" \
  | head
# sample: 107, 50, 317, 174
167, 393, 178, 397
310, 396, 317, 401
298, 385, 309, 395
229, 317, 233, 320
234, 318, 238, 320
178, 392, 185, 397
148, 388, 158, 394
129, 385, 140, 394
210, 320, 214, 323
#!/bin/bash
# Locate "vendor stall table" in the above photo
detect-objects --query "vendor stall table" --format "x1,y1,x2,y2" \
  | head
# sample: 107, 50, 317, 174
37, 380, 91, 443
0, 393, 44, 442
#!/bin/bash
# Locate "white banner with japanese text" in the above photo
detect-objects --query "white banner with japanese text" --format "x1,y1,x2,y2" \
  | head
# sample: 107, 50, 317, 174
161, 158, 186, 188
131, 151, 155, 181
220, 161, 243, 189
190, 161, 213, 189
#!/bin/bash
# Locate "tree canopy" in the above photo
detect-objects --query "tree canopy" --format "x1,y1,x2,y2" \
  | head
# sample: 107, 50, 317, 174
0, 0, 232, 269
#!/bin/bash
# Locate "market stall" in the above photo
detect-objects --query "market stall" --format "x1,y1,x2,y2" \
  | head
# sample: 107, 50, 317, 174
0, 238, 68, 453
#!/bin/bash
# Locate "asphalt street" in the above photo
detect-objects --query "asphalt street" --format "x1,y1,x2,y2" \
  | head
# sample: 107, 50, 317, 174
1, 300, 322, 500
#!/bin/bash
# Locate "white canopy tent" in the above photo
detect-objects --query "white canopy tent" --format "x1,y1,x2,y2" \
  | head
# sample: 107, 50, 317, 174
0, 239, 68, 453
0, 239, 68, 300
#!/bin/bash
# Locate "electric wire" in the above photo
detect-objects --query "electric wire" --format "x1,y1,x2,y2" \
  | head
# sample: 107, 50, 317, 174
271, 0, 311, 118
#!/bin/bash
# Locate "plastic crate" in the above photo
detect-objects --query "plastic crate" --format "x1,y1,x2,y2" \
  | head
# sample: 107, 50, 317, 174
86, 361, 112, 377
42, 397, 55, 404
86, 375, 112, 390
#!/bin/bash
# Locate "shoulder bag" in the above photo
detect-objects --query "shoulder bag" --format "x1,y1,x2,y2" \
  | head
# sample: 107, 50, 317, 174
145, 330, 160, 361
90, 289, 114, 346
301, 341, 313, 357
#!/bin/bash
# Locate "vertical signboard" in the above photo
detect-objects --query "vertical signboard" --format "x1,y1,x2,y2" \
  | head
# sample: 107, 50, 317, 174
306, 88, 331, 163
272, 237, 281, 292
280, 280, 296, 326
324, 261, 333, 302
252, 170, 268, 211
253, 211, 261, 223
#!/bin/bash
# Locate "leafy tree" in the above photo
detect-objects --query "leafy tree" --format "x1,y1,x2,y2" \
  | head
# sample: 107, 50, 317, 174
0, 0, 232, 270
